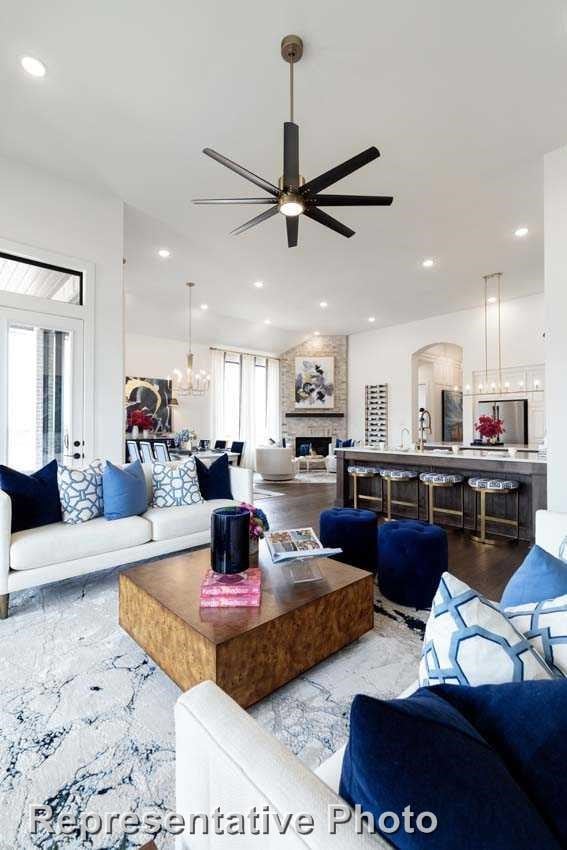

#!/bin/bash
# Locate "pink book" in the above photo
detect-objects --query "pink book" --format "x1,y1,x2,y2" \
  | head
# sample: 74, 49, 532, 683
200, 568, 262, 597
199, 591, 261, 608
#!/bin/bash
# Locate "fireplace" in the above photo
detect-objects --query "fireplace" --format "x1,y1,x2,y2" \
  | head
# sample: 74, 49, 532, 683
295, 436, 333, 457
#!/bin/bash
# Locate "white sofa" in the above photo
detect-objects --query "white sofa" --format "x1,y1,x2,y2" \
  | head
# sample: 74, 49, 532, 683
172, 509, 567, 850
255, 446, 299, 481
0, 462, 253, 618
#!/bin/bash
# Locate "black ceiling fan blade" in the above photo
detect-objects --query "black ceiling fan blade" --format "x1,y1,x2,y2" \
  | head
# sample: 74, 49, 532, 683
230, 206, 279, 236
283, 122, 299, 189
203, 148, 280, 197
301, 147, 380, 195
303, 207, 355, 238
286, 215, 299, 247
311, 194, 393, 206
193, 197, 278, 205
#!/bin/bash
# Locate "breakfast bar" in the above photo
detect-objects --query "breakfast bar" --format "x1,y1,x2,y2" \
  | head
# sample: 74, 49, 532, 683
335, 447, 547, 542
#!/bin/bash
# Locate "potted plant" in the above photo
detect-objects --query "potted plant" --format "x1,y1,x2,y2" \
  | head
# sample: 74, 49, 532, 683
474, 414, 505, 445
240, 502, 270, 563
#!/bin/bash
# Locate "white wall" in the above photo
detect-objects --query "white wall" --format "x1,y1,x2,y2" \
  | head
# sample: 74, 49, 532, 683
125, 333, 211, 438
544, 145, 567, 511
0, 155, 124, 462
348, 292, 545, 446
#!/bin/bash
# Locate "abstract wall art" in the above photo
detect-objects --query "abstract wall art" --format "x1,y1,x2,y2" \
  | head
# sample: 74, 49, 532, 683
125, 377, 172, 432
295, 356, 335, 408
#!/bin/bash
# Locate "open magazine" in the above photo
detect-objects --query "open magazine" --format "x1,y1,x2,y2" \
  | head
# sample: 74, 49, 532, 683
264, 527, 342, 563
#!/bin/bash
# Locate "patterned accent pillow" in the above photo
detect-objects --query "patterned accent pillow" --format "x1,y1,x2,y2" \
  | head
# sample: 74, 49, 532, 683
151, 458, 203, 508
58, 460, 105, 524
420, 572, 553, 687
505, 595, 567, 678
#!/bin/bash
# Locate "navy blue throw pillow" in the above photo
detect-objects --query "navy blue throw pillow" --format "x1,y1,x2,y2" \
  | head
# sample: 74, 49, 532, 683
500, 544, 567, 607
195, 454, 233, 501
434, 680, 567, 846
0, 459, 62, 533
339, 691, 559, 849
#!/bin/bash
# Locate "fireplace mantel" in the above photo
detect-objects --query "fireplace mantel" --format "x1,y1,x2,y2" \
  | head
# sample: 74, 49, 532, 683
285, 412, 344, 418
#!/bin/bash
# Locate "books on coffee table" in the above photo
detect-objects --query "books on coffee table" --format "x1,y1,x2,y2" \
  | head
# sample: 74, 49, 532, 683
264, 527, 341, 563
199, 567, 262, 608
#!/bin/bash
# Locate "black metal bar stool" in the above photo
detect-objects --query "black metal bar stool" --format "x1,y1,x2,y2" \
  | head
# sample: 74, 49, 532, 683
380, 469, 419, 521
468, 477, 520, 545
419, 472, 465, 529
348, 466, 383, 512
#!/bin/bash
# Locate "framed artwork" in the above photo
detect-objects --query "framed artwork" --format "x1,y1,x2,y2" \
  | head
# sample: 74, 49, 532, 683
295, 356, 335, 408
442, 389, 463, 442
125, 376, 172, 432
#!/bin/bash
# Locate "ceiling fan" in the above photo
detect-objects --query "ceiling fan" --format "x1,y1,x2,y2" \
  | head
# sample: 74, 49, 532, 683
194, 35, 393, 248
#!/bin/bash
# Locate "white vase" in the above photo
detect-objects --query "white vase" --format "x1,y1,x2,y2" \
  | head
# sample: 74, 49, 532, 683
131, 425, 140, 438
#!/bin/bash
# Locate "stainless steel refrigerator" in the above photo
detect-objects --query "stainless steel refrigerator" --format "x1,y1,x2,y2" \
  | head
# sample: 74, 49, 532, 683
477, 399, 528, 444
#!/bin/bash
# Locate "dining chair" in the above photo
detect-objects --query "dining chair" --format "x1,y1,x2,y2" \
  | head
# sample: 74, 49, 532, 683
198, 439, 210, 451
153, 441, 171, 462
139, 441, 155, 464
214, 440, 227, 450
230, 441, 244, 465
126, 440, 142, 463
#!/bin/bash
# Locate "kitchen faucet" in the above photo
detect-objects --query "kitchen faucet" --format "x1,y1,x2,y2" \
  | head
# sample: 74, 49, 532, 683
418, 408, 432, 451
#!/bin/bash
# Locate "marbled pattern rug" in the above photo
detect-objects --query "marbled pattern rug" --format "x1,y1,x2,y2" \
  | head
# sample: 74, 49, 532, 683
0, 564, 426, 850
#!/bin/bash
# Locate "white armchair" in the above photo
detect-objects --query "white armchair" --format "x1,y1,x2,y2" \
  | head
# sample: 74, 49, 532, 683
255, 446, 299, 482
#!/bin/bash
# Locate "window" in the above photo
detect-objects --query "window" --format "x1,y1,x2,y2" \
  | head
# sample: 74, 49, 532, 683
223, 352, 241, 439
215, 351, 279, 447
0, 253, 82, 305
254, 357, 267, 445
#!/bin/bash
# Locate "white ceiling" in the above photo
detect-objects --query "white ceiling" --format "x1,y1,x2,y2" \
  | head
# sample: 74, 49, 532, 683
1, 0, 566, 350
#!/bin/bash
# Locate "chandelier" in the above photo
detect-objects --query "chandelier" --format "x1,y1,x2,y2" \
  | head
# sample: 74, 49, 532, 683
171, 282, 211, 398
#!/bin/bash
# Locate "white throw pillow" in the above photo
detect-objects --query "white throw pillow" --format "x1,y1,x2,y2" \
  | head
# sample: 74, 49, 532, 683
420, 572, 553, 687
58, 460, 105, 524
151, 458, 202, 508
505, 595, 567, 678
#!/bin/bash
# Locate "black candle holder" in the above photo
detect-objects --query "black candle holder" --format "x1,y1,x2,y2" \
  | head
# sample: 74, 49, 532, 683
210, 506, 250, 582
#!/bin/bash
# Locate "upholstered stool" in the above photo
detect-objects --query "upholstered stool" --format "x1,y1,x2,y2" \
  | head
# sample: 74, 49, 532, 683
348, 466, 383, 512
419, 472, 464, 529
319, 507, 378, 571
378, 520, 448, 608
380, 469, 419, 521
468, 478, 520, 545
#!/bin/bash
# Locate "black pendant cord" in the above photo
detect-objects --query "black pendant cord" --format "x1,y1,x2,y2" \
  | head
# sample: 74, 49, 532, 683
289, 59, 294, 123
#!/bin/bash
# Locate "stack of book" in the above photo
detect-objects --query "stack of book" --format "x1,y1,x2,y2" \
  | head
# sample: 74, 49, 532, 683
199, 568, 262, 608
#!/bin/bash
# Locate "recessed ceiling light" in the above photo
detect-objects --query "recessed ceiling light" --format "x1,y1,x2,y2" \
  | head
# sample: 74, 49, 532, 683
157, 248, 170, 258
314, 331, 320, 336
319, 301, 328, 308
368, 316, 376, 323
200, 303, 208, 310
422, 258, 435, 268
487, 296, 497, 304
21, 56, 46, 78
264, 318, 271, 325
253, 280, 264, 288
514, 226, 529, 238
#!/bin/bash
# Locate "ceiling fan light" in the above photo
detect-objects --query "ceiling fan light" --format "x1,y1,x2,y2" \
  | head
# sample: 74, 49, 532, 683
279, 193, 304, 217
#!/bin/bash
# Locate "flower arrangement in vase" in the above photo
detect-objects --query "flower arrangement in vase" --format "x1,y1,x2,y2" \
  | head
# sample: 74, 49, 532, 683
475, 414, 505, 445
174, 428, 192, 448
240, 502, 270, 562
127, 409, 155, 434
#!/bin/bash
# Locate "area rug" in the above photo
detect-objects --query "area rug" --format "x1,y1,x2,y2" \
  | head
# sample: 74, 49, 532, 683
0, 565, 426, 850
294, 471, 337, 485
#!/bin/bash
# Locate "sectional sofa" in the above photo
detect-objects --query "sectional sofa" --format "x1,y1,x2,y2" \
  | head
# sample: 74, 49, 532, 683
0, 462, 253, 618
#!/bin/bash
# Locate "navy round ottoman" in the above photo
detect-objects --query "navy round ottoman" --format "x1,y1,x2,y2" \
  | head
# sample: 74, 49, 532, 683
378, 519, 447, 608
319, 507, 378, 571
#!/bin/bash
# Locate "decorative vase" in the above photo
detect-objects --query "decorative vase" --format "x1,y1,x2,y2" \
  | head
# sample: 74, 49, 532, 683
210, 506, 250, 582
131, 425, 140, 438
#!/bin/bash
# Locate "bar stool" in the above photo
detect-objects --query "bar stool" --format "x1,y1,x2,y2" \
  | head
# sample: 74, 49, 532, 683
419, 472, 464, 529
380, 469, 419, 521
468, 477, 520, 545
348, 466, 383, 512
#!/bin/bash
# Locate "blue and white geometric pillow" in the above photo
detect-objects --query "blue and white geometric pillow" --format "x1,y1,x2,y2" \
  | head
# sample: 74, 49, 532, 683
505, 595, 567, 678
151, 458, 202, 508
419, 572, 554, 687
58, 460, 105, 524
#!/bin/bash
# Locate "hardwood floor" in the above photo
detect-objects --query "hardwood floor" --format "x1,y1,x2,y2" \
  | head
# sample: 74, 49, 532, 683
254, 477, 530, 601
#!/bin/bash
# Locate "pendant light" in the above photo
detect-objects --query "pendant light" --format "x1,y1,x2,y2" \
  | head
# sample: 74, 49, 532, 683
171, 282, 211, 397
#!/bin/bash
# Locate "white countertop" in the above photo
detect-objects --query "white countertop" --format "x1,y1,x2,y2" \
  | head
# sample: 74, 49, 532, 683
336, 446, 546, 465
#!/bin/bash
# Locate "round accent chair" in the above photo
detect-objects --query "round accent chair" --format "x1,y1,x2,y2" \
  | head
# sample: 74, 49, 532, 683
377, 519, 448, 608
319, 507, 378, 572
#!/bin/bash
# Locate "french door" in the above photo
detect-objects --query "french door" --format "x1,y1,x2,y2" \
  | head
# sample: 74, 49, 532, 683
0, 308, 84, 472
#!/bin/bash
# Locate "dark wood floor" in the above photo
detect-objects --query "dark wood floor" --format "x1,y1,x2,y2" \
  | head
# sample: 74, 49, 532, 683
254, 478, 529, 601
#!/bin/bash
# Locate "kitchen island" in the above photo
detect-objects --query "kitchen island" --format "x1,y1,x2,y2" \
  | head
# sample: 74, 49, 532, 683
335, 447, 547, 542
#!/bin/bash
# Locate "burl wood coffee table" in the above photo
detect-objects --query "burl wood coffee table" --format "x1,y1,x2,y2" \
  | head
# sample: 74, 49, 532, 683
119, 547, 374, 708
